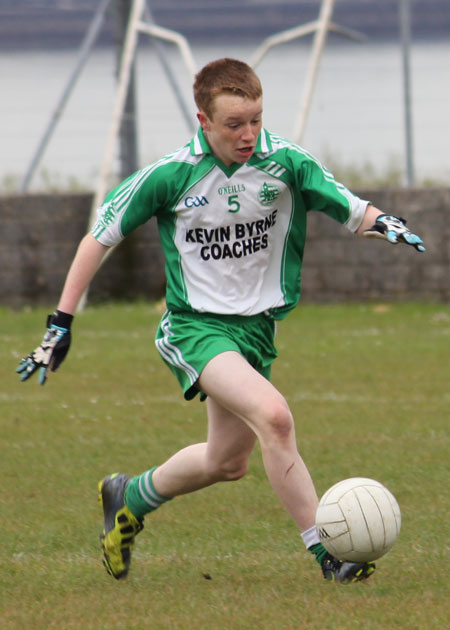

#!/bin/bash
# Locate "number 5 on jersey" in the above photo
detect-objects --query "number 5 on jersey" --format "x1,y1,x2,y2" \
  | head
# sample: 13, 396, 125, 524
228, 194, 240, 213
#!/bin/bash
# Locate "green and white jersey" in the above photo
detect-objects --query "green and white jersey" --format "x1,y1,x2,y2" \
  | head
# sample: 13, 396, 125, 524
92, 128, 368, 319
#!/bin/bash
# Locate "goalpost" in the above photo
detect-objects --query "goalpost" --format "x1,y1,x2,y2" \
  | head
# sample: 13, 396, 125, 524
77, 0, 198, 310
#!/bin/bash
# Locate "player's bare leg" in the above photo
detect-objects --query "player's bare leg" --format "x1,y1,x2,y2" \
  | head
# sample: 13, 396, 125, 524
189, 351, 375, 582
99, 350, 374, 582
196, 351, 319, 531
152, 400, 257, 496
98, 355, 257, 580
139, 350, 318, 529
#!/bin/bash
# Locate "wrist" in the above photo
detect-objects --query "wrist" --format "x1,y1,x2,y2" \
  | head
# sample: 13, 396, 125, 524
50, 310, 74, 329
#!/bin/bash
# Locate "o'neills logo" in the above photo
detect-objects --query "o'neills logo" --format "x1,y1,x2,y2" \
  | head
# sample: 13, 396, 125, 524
218, 184, 246, 195
258, 182, 280, 206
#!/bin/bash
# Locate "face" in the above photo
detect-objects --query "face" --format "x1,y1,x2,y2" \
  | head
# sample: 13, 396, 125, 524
197, 93, 263, 166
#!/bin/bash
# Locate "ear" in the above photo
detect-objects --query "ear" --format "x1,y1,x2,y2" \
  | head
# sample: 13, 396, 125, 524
197, 111, 209, 131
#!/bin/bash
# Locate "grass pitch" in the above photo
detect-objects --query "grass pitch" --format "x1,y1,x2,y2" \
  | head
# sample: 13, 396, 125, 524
1, 302, 449, 629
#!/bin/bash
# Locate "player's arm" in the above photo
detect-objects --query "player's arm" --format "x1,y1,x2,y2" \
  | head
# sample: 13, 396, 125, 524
16, 234, 110, 384
57, 233, 110, 313
357, 204, 425, 252
296, 157, 424, 252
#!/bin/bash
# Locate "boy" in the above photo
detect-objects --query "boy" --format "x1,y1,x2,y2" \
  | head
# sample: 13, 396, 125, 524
17, 58, 424, 583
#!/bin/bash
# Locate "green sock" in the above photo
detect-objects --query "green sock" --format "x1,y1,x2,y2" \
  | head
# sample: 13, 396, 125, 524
125, 466, 171, 519
309, 542, 329, 565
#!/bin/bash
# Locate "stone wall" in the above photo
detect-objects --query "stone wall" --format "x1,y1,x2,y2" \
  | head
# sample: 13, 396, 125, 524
1, 188, 448, 308
301, 188, 449, 302
0, 193, 165, 307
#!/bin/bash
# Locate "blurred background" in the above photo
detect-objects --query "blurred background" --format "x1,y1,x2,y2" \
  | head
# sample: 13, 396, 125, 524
1, 0, 449, 307
1, 0, 449, 192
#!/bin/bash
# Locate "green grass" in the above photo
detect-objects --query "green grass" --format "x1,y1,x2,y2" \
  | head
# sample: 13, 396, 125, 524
1, 302, 449, 629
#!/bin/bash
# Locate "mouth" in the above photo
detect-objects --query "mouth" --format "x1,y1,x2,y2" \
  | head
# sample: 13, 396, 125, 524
236, 146, 254, 159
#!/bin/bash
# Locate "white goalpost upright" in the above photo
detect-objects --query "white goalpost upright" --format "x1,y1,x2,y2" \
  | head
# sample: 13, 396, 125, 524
249, 0, 366, 144
78, 0, 198, 311
91, 0, 197, 215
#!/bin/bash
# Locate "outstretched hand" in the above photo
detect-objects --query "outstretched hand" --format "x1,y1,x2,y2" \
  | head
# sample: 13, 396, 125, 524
363, 214, 425, 252
16, 311, 73, 385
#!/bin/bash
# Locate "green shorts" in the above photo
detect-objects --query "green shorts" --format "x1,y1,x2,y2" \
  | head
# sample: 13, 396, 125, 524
155, 311, 278, 400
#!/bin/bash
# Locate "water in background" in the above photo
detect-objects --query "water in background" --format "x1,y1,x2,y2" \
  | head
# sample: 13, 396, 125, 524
1, 41, 449, 190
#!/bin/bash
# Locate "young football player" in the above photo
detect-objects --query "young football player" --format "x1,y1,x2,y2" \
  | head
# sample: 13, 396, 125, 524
17, 58, 425, 583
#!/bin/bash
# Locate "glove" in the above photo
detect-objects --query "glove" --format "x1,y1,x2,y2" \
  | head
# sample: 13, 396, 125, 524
16, 310, 73, 385
363, 214, 425, 252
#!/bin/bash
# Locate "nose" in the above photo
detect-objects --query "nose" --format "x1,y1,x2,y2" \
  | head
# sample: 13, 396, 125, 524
241, 124, 256, 143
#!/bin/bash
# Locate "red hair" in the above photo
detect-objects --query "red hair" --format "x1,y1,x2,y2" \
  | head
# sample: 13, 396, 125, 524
193, 58, 262, 119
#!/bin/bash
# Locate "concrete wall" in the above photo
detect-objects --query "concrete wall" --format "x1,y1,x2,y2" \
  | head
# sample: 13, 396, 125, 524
301, 188, 449, 302
1, 188, 449, 307
0, 193, 165, 308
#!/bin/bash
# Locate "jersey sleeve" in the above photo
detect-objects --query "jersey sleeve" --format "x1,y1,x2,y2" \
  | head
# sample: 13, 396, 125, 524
293, 150, 369, 232
91, 163, 170, 246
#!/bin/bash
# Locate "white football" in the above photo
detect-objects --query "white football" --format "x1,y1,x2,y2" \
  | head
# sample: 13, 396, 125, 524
315, 477, 401, 562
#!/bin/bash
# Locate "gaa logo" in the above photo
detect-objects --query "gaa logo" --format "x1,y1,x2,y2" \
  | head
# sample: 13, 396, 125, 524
258, 182, 280, 206
185, 195, 209, 208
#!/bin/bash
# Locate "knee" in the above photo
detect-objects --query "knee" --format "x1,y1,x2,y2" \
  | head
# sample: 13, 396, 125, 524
262, 398, 295, 444
207, 456, 249, 482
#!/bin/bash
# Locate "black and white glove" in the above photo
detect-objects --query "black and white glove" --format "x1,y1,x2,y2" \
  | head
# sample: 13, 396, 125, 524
363, 214, 425, 252
16, 310, 73, 385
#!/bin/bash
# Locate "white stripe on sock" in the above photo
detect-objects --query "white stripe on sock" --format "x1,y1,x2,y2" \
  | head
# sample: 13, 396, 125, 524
301, 525, 321, 548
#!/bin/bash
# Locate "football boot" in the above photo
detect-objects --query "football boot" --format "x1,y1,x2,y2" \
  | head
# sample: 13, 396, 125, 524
98, 473, 144, 579
321, 553, 376, 584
